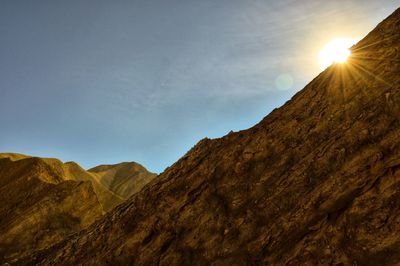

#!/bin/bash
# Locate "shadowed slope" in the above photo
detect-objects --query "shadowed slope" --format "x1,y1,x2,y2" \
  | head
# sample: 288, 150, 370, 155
0, 154, 156, 263
0, 157, 103, 263
14, 7, 400, 266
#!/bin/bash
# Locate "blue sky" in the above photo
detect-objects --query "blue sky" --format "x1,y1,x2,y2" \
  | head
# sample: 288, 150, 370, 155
0, 1, 398, 173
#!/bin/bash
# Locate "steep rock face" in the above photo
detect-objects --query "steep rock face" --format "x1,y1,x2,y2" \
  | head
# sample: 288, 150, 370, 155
88, 162, 157, 199
0, 157, 103, 263
15, 7, 400, 266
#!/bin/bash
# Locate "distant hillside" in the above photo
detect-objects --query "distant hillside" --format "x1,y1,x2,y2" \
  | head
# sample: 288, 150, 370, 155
0, 153, 156, 211
0, 156, 103, 262
0, 153, 123, 211
89, 162, 157, 199
0, 153, 156, 264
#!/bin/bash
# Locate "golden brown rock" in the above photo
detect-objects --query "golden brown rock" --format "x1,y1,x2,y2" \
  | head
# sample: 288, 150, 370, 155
0, 154, 155, 264
0, 157, 103, 263
0, 154, 156, 212
88, 162, 157, 199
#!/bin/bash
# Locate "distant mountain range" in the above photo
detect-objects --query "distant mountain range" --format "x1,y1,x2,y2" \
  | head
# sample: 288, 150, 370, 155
0, 153, 156, 262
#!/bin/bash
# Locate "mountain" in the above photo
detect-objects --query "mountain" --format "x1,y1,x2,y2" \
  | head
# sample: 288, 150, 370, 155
0, 156, 103, 263
0, 153, 156, 211
0, 153, 123, 211
0, 154, 156, 264
88, 162, 157, 199
62, 161, 124, 211
11, 7, 400, 266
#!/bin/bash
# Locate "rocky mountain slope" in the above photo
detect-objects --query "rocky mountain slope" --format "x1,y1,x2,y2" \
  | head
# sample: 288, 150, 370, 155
0, 154, 155, 264
11, 7, 400, 266
0, 153, 123, 211
0, 153, 156, 211
0, 156, 103, 263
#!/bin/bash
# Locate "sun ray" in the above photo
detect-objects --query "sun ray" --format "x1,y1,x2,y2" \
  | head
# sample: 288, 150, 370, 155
350, 60, 394, 88
351, 35, 396, 52
319, 38, 356, 70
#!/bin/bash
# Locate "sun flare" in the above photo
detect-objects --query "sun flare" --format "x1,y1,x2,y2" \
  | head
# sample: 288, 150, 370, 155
319, 38, 356, 70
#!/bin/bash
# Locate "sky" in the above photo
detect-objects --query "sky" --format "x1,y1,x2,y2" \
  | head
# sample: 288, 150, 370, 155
0, 1, 399, 173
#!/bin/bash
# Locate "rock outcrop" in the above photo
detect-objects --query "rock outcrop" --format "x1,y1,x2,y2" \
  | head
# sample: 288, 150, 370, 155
10, 7, 400, 266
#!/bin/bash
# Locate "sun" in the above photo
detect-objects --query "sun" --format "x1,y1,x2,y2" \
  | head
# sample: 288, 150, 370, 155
319, 38, 356, 70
